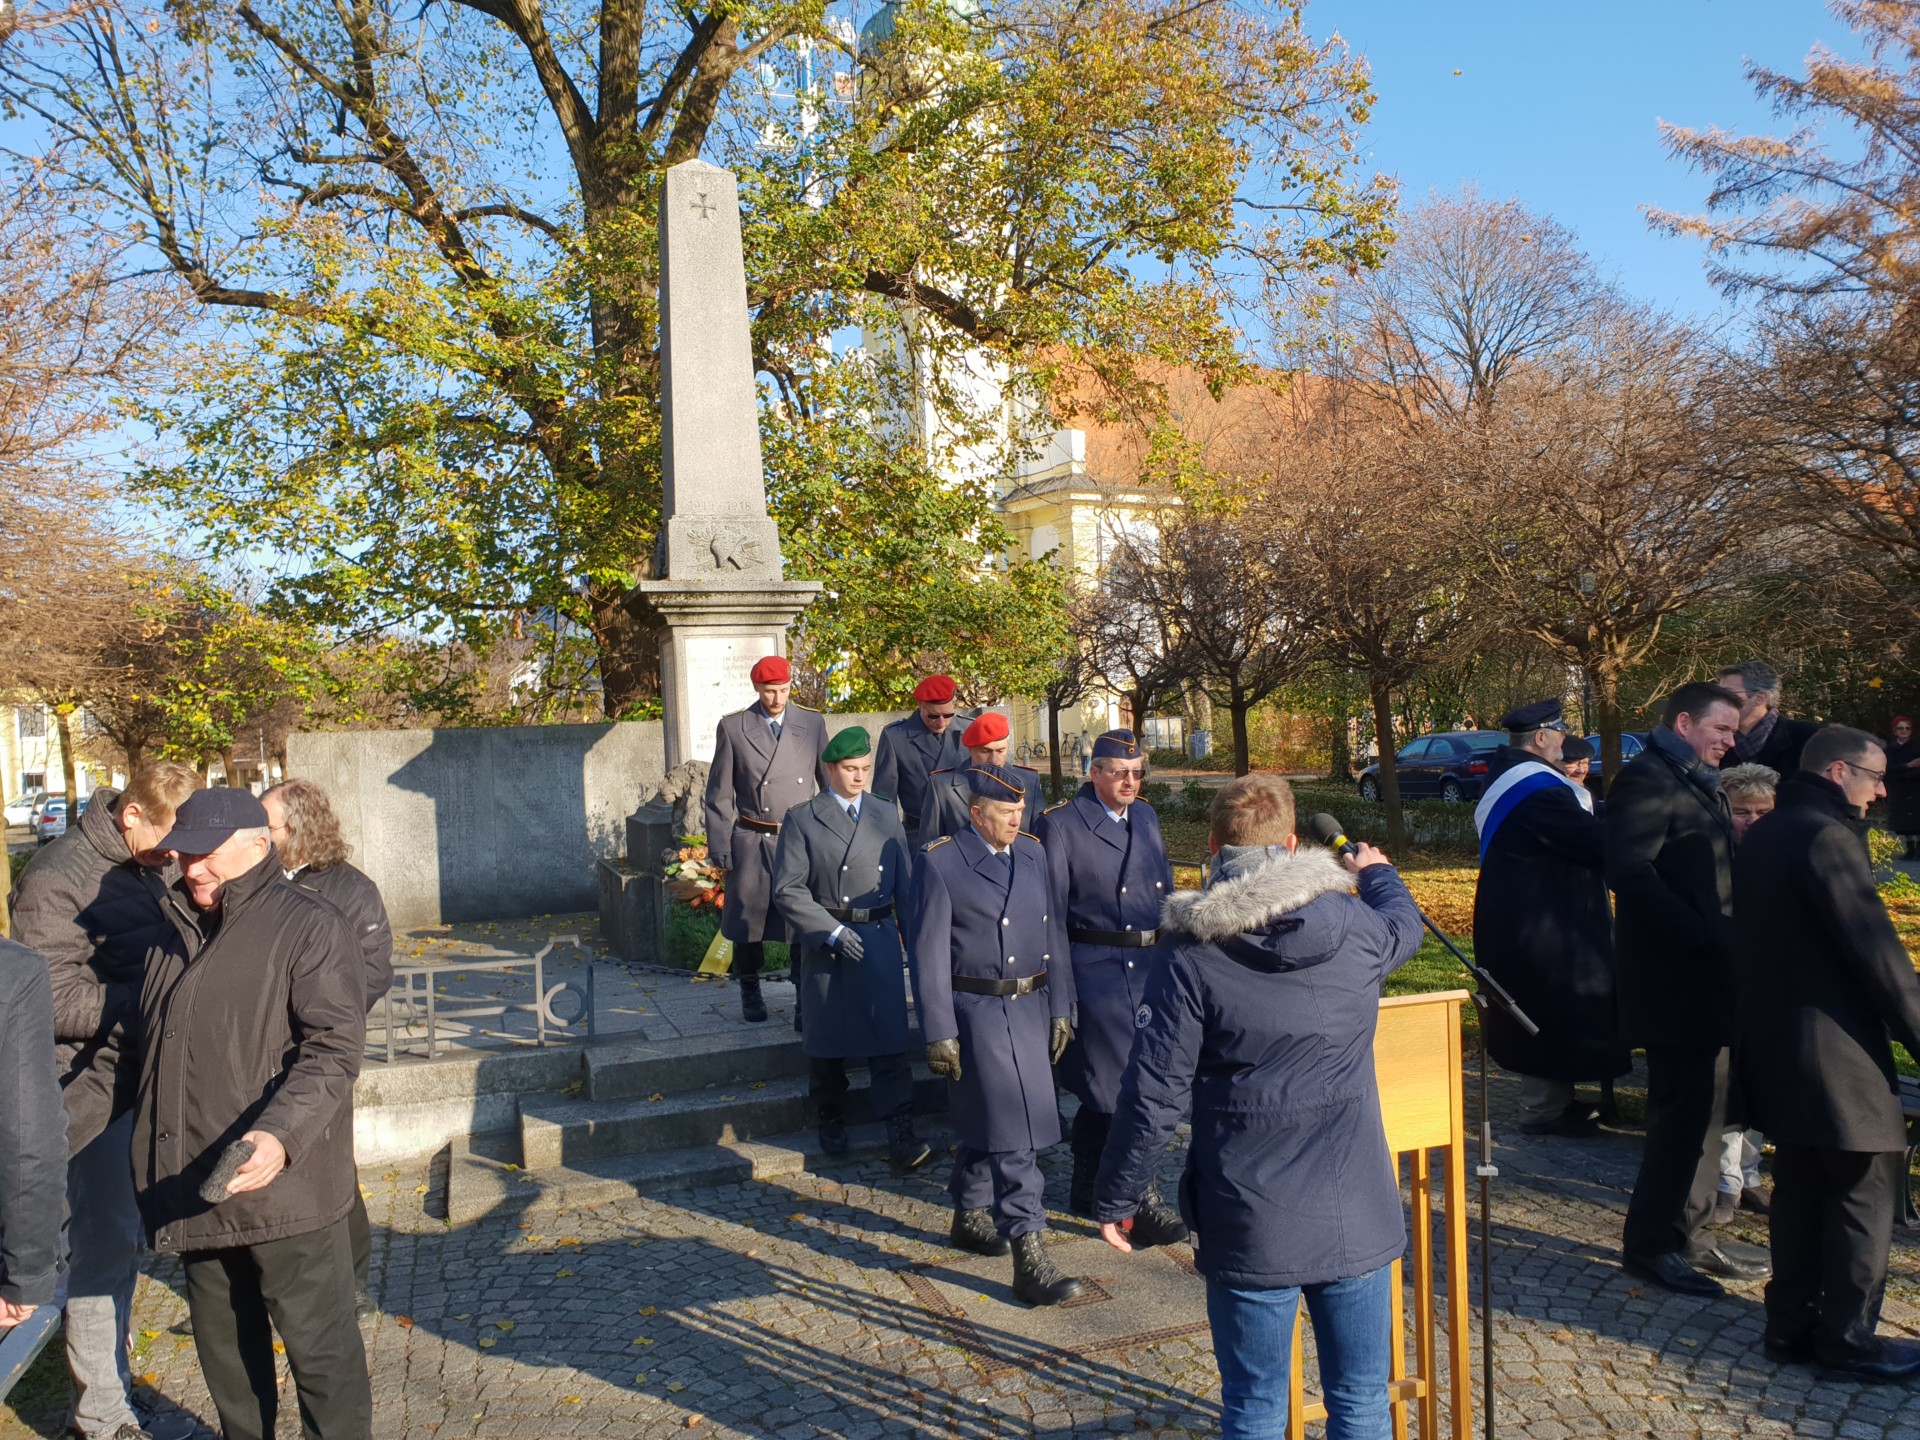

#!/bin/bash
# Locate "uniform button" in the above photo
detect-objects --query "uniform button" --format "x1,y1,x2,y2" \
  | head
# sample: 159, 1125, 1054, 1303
1156, 882, 1164, 890
1002, 917, 1010, 926
842, 896, 850, 902
1125, 925, 1133, 931
841, 864, 848, 871
1121, 886, 1127, 893
1127, 960, 1134, 969
159, 1131, 171, 1141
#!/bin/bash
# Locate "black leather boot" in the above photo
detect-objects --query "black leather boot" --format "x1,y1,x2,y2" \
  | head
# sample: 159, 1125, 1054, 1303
1127, 1184, 1190, 1249
739, 975, 768, 1023
949, 1207, 1010, 1256
885, 1112, 931, 1177
1011, 1232, 1084, 1307
818, 1106, 849, 1156
1068, 1107, 1110, 1218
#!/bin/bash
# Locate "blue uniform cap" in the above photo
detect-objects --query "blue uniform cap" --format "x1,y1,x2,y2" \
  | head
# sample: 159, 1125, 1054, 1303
1500, 699, 1566, 733
964, 763, 1029, 801
1091, 728, 1141, 761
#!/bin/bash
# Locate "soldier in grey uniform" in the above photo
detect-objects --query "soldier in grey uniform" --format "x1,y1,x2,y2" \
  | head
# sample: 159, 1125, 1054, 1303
873, 673, 967, 834
703, 655, 829, 1022
772, 724, 932, 1176
916, 711, 1045, 850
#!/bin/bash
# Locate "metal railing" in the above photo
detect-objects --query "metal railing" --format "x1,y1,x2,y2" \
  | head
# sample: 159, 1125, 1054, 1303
370, 933, 596, 1062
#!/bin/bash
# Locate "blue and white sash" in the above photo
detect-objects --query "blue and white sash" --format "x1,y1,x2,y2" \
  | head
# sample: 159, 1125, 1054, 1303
1473, 760, 1593, 861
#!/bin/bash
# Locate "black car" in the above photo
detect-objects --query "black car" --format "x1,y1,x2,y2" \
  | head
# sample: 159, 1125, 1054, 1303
1357, 730, 1506, 804
1581, 731, 1650, 790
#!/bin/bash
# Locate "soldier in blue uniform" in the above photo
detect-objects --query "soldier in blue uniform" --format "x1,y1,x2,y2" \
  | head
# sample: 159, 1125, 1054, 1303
873, 674, 968, 834
916, 711, 1045, 850
772, 725, 932, 1177
910, 764, 1084, 1307
703, 655, 829, 1023
1038, 728, 1188, 1245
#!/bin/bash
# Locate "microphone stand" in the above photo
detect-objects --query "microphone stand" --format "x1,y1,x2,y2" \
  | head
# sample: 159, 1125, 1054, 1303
1418, 910, 1537, 1440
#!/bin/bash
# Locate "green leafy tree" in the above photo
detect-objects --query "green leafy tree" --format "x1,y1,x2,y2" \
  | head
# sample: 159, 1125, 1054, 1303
2, 0, 1392, 714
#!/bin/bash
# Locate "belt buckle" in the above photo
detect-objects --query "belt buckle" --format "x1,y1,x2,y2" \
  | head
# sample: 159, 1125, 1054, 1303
849, 907, 872, 924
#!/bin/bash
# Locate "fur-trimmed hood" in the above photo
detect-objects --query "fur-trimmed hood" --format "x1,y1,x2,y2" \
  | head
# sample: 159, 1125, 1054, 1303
1160, 846, 1356, 944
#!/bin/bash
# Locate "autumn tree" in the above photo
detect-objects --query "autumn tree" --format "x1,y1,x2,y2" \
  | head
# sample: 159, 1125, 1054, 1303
2, 0, 1392, 715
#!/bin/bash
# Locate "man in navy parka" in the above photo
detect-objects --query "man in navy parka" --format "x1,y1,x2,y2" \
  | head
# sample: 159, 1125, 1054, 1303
1094, 773, 1423, 1440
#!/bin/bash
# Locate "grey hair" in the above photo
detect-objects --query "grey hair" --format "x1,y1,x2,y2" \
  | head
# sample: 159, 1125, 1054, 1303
1718, 660, 1782, 702
1719, 763, 1779, 800
1801, 725, 1883, 775
229, 826, 272, 847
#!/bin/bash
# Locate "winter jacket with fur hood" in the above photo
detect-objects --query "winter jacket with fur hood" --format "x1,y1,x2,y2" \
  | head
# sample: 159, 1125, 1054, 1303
1093, 845, 1424, 1288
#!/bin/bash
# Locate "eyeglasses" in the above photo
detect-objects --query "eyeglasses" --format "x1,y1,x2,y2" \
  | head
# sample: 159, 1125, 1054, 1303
1843, 759, 1888, 782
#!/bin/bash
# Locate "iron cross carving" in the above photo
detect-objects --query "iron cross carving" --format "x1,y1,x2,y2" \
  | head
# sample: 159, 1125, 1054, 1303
691, 192, 717, 220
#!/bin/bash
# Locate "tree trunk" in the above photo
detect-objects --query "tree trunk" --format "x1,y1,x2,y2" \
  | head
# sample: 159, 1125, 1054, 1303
125, 739, 146, 776
54, 705, 79, 814
0, 859, 10, 938
1368, 674, 1406, 852
1228, 688, 1252, 776
1592, 663, 1625, 798
1047, 701, 1063, 803
1328, 696, 1352, 781
589, 579, 664, 719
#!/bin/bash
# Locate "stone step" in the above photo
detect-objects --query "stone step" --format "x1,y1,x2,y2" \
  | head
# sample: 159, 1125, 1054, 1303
448, 1119, 957, 1223
519, 1070, 950, 1170
581, 1026, 808, 1102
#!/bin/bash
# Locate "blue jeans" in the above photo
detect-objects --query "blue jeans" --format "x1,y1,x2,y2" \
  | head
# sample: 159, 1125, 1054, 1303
1205, 1265, 1394, 1440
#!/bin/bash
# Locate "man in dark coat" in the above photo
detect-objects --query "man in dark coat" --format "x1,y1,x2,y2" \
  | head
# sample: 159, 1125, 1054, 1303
1718, 661, 1819, 775
1037, 727, 1183, 1243
1094, 773, 1422, 1439
909, 763, 1081, 1306
1472, 700, 1625, 1138
772, 724, 930, 1177
873, 674, 967, 833
11, 761, 200, 1440
1608, 681, 1768, 1296
916, 711, 1045, 850
1736, 726, 1920, 1382
1883, 715, 1920, 859
140, 788, 370, 1440
703, 654, 829, 1022
265, 779, 395, 1319
0, 935, 67, 1332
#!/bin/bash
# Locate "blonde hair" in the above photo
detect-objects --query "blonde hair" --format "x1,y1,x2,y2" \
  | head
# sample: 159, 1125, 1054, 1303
263, 779, 352, 870
1720, 763, 1779, 801
121, 761, 201, 824
1210, 774, 1297, 848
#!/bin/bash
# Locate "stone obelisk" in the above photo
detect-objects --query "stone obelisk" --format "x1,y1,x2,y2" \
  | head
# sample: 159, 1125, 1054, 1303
632, 159, 821, 768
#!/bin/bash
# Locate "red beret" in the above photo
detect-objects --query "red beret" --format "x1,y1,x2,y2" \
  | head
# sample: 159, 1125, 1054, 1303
961, 711, 1010, 748
912, 674, 957, 704
749, 655, 791, 685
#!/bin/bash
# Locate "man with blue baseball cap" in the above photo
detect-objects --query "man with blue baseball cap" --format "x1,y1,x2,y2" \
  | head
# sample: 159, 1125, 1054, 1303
910, 763, 1083, 1306
135, 787, 372, 1440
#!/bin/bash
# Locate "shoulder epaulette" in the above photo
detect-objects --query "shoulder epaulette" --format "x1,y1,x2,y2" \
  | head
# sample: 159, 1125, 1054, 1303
1042, 800, 1069, 815
1019, 829, 1042, 843
922, 835, 953, 852
929, 766, 956, 776
869, 791, 895, 805
789, 701, 820, 712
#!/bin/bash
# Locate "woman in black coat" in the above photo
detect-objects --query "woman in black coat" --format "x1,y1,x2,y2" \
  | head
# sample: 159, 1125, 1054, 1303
1883, 715, 1920, 858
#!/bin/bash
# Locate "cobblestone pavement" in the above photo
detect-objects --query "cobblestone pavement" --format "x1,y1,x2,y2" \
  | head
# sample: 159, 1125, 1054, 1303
11, 1062, 1920, 1438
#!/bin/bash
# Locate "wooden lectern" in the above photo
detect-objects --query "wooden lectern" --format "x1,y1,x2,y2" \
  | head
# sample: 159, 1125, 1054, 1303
1287, 990, 1472, 1440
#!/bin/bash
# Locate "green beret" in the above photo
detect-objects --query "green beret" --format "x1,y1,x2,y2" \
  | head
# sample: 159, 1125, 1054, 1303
822, 726, 871, 764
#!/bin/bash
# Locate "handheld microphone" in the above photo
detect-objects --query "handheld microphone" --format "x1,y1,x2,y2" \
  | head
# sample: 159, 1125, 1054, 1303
1305, 812, 1361, 858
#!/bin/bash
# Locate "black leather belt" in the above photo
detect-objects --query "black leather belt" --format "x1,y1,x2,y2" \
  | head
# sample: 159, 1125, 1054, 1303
952, 969, 1049, 998
1069, 927, 1158, 948
902, 812, 921, 829
737, 817, 781, 834
825, 904, 894, 924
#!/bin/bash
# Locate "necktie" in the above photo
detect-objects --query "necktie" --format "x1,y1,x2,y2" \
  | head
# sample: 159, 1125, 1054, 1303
769, 718, 782, 742
845, 802, 859, 823
997, 850, 1014, 881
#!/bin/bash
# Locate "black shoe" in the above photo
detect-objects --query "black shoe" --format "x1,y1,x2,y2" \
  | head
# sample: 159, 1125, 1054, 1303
354, 1286, 378, 1319
1520, 1104, 1602, 1138
1622, 1251, 1726, 1297
1127, 1188, 1190, 1250
1738, 1186, 1771, 1217
950, 1207, 1011, 1257
1010, 1231, 1084, 1307
1762, 1332, 1815, 1365
1685, 1238, 1771, 1281
739, 976, 767, 1024
1814, 1337, 1920, 1384
1067, 1108, 1109, 1218
1708, 1192, 1738, 1228
884, 1113, 931, 1177
818, 1113, 849, 1156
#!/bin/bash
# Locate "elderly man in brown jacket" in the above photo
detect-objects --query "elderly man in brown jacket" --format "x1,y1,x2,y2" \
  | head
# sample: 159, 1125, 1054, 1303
137, 788, 370, 1440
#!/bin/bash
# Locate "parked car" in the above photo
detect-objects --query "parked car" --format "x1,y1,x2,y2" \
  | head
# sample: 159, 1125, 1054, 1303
34, 793, 88, 846
1583, 731, 1651, 791
1357, 730, 1506, 804
4, 789, 46, 827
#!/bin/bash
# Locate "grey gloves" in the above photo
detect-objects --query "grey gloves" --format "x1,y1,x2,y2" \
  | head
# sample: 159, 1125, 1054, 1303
927, 1038, 962, 1082
835, 926, 865, 962
1050, 1017, 1073, 1066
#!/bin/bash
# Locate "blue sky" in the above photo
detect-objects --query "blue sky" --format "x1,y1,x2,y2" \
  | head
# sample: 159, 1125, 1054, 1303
1311, 0, 1864, 317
